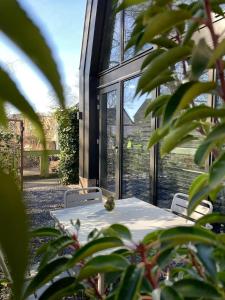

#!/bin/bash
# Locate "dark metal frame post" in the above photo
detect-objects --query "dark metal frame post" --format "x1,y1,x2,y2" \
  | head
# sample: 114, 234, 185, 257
79, 0, 107, 186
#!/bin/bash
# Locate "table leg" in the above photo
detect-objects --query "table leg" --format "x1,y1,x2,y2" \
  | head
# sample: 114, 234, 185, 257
0, 250, 11, 281
98, 273, 105, 295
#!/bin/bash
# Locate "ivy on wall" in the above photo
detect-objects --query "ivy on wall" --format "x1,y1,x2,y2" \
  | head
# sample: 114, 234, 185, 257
0, 128, 21, 185
55, 106, 79, 185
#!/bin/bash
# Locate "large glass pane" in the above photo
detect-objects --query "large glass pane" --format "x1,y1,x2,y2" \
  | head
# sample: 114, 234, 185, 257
101, 4, 121, 70
156, 70, 208, 208
122, 77, 152, 202
124, 5, 152, 61
100, 90, 117, 192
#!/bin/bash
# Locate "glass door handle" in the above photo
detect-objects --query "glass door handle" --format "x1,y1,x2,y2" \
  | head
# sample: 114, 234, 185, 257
112, 145, 119, 153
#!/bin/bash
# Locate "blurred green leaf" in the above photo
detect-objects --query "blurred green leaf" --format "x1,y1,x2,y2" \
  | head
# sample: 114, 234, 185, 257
31, 227, 62, 238
195, 140, 214, 166
39, 236, 75, 269
171, 266, 200, 279
137, 46, 191, 93
68, 237, 124, 268
183, 9, 204, 44
205, 123, 225, 144
39, 277, 83, 300
117, 0, 147, 10
145, 95, 170, 118
160, 286, 183, 300
155, 0, 173, 5
112, 248, 132, 256
160, 122, 199, 155
196, 213, 225, 227
0, 0, 65, 107
163, 82, 195, 124
160, 226, 217, 247
188, 185, 221, 215
141, 277, 153, 295
175, 106, 225, 127
147, 126, 169, 149
164, 81, 216, 124
35, 243, 49, 258
196, 244, 217, 278
191, 39, 212, 80
211, 2, 225, 16
24, 257, 70, 297
209, 152, 225, 188
141, 73, 174, 96
0, 171, 29, 299
208, 39, 225, 68
178, 81, 216, 110
176, 21, 185, 36
189, 173, 209, 199
194, 123, 225, 165
87, 228, 100, 241
105, 224, 132, 241
142, 229, 162, 245
141, 49, 166, 70
157, 247, 174, 269
163, 81, 194, 124
78, 254, 129, 280
141, 10, 191, 45
0, 102, 7, 127
152, 37, 178, 49
0, 67, 45, 146
115, 265, 144, 300
173, 278, 222, 298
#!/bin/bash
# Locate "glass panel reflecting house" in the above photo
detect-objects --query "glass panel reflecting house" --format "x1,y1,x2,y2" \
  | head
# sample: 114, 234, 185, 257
79, 0, 224, 210
100, 8, 121, 70
100, 90, 117, 192
122, 77, 152, 201
124, 5, 152, 60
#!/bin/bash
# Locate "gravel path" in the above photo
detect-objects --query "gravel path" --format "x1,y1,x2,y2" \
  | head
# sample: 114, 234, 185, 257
0, 178, 79, 299
24, 178, 68, 229
23, 178, 79, 262
24, 177, 80, 228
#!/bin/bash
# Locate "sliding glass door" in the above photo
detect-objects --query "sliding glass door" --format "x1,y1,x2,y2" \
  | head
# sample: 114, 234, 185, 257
99, 84, 120, 197
122, 77, 152, 202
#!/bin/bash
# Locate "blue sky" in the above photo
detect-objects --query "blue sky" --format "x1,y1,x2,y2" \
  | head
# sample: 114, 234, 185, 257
0, 0, 86, 112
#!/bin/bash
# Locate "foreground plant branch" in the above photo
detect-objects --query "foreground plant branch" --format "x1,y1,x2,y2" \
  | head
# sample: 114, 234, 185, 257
120, 0, 225, 210
24, 219, 225, 299
204, 0, 225, 101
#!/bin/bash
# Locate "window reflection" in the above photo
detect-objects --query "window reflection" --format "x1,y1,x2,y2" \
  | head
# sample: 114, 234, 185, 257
124, 5, 152, 60
157, 71, 208, 208
122, 77, 152, 202
101, 7, 121, 70
100, 91, 117, 192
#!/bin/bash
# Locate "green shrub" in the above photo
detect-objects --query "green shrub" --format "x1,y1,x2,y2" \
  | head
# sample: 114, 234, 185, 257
0, 129, 19, 181
55, 106, 79, 185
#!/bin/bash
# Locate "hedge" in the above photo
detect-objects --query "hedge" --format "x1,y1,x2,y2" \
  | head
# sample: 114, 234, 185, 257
55, 106, 79, 185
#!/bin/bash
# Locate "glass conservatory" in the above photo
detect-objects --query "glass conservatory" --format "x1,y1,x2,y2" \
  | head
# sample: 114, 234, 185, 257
79, 0, 225, 211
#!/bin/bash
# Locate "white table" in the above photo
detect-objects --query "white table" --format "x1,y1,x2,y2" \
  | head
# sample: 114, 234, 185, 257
50, 197, 190, 244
